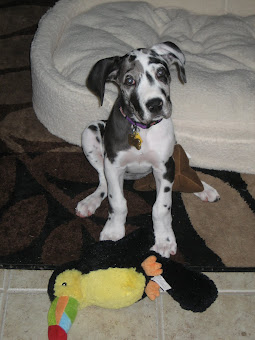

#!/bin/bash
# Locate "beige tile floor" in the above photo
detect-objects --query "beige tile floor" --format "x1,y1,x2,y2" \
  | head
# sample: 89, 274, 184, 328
0, 269, 254, 339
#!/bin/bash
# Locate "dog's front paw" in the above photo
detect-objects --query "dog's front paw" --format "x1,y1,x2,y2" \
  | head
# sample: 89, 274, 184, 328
100, 222, 125, 242
151, 238, 177, 258
194, 181, 220, 203
76, 195, 102, 217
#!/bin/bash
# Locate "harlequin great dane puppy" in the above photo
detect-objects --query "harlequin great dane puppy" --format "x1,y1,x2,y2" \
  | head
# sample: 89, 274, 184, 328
76, 42, 220, 258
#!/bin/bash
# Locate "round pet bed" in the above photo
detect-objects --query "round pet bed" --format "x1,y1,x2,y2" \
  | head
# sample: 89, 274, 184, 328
31, 0, 255, 174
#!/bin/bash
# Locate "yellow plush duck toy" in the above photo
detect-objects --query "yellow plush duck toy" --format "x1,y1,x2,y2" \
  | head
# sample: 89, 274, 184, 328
48, 255, 161, 339
47, 227, 218, 340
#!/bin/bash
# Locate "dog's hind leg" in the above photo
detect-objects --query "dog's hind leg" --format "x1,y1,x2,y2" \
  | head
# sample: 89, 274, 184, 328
76, 121, 107, 217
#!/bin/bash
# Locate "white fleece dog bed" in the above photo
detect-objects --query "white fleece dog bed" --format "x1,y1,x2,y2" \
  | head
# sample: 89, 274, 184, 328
31, 0, 255, 174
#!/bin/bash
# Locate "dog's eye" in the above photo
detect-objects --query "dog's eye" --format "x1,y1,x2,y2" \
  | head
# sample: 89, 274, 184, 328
124, 75, 135, 86
156, 68, 166, 78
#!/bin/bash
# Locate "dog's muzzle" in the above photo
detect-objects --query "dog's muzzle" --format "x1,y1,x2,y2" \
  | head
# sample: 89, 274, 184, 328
145, 97, 172, 122
146, 98, 163, 114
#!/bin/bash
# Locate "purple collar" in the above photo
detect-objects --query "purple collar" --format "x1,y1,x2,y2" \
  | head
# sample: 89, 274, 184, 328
119, 107, 162, 129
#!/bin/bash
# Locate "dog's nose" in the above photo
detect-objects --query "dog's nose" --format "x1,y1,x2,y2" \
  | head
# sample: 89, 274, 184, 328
146, 98, 163, 113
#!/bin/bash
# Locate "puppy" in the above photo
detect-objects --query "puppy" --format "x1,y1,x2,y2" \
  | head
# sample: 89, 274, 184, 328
76, 42, 220, 257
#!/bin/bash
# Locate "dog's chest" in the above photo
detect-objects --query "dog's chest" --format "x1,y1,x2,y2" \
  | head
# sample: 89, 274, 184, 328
116, 119, 175, 171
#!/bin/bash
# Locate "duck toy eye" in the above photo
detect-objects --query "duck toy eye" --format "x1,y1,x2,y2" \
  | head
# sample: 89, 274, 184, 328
62, 282, 67, 286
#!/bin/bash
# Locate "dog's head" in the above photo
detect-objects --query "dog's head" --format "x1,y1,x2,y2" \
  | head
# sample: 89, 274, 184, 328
87, 42, 186, 125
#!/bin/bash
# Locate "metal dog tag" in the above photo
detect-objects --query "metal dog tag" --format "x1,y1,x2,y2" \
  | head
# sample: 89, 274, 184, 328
128, 131, 143, 150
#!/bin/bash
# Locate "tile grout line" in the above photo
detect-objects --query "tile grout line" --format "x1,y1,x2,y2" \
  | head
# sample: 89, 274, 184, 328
7, 288, 48, 293
157, 294, 165, 340
156, 296, 163, 340
155, 295, 161, 340
0, 270, 11, 340
218, 289, 255, 294
224, 0, 229, 14
155, 297, 159, 340
0, 296, 8, 340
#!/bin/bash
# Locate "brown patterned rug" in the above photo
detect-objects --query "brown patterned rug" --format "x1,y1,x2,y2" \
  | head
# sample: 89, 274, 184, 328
1, 0, 255, 271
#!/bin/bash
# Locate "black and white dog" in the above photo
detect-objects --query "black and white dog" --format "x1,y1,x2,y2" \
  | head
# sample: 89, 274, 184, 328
76, 42, 220, 258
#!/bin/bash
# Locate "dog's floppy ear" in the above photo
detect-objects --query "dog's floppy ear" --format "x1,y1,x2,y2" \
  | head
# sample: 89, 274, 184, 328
151, 41, 186, 84
86, 56, 121, 105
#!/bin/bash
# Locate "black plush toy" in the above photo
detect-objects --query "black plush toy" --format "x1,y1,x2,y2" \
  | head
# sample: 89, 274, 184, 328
47, 227, 218, 340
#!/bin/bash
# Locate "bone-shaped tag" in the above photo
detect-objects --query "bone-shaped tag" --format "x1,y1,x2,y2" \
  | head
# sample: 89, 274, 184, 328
128, 132, 143, 150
